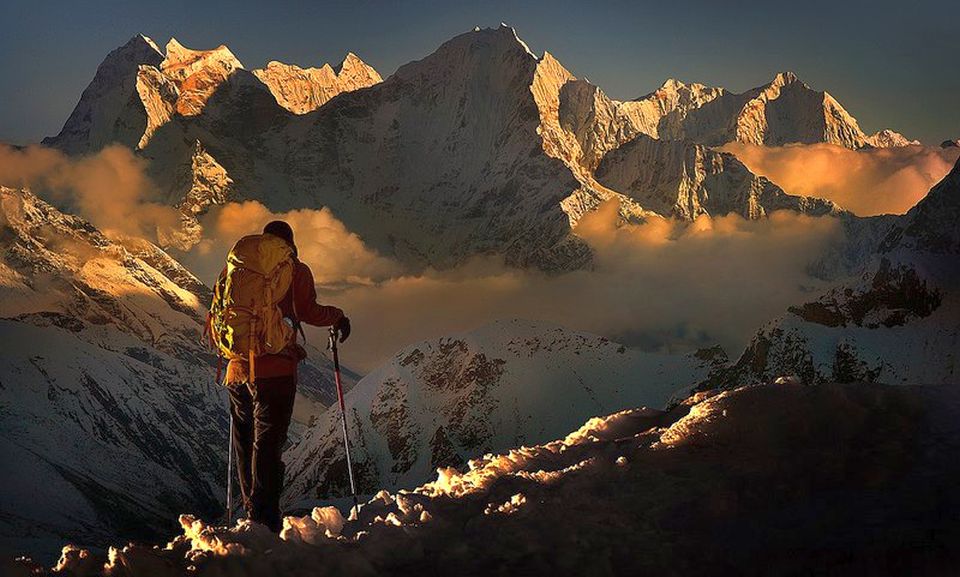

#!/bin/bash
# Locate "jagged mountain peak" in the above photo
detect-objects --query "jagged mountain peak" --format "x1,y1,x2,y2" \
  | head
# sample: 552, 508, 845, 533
333, 52, 382, 85
453, 22, 537, 58
618, 68, 875, 148
660, 77, 686, 89
161, 37, 243, 77
866, 129, 921, 148
635, 77, 726, 105
753, 71, 812, 99
164, 37, 236, 61
392, 23, 543, 87
155, 38, 244, 117
264, 59, 336, 76
165, 36, 186, 52
41, 32, 166, 152
335, 52, 368, 74
128, 33, 163, 56
539, 50, 563, 66
252, 52, 381, 114
656, 77, 716, 93
109, 33, 163, 61
770, 70, 802, 87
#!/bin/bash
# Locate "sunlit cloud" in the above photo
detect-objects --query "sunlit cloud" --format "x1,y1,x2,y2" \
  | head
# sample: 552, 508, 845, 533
0, 144, 181, 243
308, 200, 842, 372
722, 142, 959, 216
178, 200, 404, 288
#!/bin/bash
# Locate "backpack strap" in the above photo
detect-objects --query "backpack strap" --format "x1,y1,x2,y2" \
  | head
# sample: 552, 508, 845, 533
290, 262, 307, 346
248, 316, 257, 382
202, 311, 212, 346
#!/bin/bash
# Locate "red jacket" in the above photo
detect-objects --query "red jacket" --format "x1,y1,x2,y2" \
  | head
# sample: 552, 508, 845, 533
225, 260, 343, 384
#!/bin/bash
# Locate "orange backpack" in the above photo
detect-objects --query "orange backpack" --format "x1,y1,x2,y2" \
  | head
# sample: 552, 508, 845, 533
207, 234, 296, 381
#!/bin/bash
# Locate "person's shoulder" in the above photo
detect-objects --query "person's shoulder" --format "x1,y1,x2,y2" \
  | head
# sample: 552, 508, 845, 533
293, 259, 314, 281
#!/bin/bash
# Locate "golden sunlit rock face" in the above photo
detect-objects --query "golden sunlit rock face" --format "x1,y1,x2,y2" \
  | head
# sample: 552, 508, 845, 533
160, 39, 244, 116
42, 35, 383, 154
253, 53, 383, 114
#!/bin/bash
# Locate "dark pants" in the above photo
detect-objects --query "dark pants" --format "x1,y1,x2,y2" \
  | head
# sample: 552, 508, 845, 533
228, 374, 296, 532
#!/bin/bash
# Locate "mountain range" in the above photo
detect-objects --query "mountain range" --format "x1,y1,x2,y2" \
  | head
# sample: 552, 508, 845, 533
42, 25, 917, 270
286, 153, 959, 496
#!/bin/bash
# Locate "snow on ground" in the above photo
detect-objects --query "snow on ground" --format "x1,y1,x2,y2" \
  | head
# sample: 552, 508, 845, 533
14, 381, 960, 576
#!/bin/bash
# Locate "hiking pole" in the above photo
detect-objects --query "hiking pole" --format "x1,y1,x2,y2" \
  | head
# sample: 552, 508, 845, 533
226, 413, 234, 525
329, 327, 360, 519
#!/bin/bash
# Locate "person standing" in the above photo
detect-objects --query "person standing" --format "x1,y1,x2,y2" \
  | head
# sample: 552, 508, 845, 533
212, 220, 350, 532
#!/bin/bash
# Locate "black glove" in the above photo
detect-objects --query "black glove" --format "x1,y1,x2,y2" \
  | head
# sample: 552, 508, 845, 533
333, 316, 351, 343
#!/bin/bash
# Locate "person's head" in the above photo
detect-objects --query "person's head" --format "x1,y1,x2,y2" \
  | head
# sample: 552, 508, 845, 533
263, 220, 297, 255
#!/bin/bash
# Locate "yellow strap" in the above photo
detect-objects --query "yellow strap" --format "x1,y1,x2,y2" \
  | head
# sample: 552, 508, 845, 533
249, 316, 257, 382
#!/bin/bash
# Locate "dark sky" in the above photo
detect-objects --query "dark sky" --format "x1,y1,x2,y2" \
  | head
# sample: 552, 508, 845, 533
1, 0, 955, 145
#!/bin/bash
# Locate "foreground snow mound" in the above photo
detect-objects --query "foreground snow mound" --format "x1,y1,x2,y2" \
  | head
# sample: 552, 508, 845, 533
22, 382, 960, 576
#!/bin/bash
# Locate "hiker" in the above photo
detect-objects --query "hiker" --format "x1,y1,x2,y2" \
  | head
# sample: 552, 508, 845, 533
209, 220, 350, 532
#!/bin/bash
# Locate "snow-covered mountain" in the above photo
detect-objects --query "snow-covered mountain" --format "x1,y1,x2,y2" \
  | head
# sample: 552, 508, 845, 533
44, 26, 897, 271
704, 157, 960, 388
41, 35, 167, 154
25, 382, 960, 576
41, 35, 381, 248
615, 72, 911, 149
42, 36, 381, 154
283, 319, 717, 503
0, 186, 226, 554
159, 38, 245, 118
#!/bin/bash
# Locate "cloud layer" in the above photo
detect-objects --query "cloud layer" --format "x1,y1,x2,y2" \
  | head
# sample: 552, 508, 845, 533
319, 201, 842, 371
5, 141, 944, 375
0, 144, 181, 242
723, 143, 960, 216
